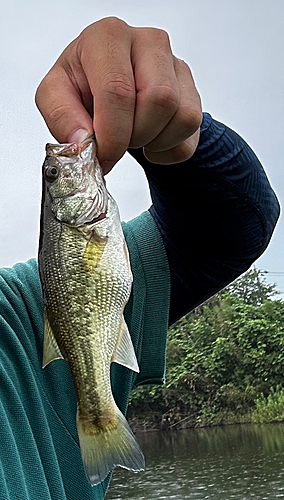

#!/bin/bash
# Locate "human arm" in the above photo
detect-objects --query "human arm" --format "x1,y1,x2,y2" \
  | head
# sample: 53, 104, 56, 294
128, 113, 280, 324
35, 17, 280, 326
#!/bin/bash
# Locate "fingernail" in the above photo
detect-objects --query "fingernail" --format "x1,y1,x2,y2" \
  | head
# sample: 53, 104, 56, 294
69, 128, 91, 144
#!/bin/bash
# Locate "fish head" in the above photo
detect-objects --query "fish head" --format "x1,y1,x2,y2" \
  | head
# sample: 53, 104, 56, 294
43, 137, 108, 226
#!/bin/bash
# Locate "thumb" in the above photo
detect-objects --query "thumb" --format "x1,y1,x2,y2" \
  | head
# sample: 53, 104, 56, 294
35, 65, 93, 144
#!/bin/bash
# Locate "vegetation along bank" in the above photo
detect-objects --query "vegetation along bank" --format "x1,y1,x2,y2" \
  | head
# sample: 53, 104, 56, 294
127, 269, 284, 431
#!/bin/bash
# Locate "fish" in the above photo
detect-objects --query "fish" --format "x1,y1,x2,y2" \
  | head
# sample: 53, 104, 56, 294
38, 136, 145, 486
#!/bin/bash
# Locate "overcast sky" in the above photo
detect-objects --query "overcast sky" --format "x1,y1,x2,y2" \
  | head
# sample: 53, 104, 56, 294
0, 0, 283, 294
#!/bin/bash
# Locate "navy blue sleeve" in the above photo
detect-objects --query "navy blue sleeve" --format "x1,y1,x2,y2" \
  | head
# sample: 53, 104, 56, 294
127, 113, 280, 325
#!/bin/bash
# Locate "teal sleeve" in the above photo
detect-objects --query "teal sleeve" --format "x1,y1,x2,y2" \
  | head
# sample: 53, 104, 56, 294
0, 260, 104, 500
0, 211, 170, 499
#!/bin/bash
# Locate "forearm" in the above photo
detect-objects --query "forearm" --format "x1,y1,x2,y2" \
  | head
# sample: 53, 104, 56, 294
128, 113, 280, 324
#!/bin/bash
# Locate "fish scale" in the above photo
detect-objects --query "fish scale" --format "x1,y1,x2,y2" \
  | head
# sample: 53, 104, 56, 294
38, 137, 145, 487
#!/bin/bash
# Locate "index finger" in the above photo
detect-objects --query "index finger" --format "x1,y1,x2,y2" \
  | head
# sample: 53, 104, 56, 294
35, 52, 94, 145
36, 18, 136, 174
78, 18, 136, 172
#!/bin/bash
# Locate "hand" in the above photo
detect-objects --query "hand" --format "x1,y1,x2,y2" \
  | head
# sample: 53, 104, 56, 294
35, 17, 202, 174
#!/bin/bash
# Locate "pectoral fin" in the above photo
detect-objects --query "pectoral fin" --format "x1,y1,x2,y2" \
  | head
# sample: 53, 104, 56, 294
42, 310, 64, 368
112, 318, 140, 373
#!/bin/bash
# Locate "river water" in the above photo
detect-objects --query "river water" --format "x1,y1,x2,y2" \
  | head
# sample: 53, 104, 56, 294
106, 423, 284, 500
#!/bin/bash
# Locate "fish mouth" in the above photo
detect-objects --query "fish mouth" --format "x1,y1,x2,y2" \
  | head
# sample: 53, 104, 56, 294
45, 135, 95, 157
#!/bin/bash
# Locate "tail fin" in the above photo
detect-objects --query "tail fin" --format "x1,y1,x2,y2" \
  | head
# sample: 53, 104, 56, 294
77, 407, 145, 486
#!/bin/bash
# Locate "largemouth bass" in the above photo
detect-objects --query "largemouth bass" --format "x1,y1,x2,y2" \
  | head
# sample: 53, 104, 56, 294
38, 137, 145, 486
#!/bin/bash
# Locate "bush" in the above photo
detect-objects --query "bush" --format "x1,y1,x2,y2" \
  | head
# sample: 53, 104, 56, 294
129, 269, 284, 428
252, 387, 284, 423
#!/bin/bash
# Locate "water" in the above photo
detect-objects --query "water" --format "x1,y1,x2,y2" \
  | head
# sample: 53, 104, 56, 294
106, 423, 284, 500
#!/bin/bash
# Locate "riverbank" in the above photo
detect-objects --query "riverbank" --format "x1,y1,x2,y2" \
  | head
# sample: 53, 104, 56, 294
128, 388, 284, 431
128, 409, 253, 432
127, 277, 284, 433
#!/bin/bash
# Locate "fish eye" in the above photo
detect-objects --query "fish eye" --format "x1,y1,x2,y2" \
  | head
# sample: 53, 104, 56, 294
45, 165, 60, 182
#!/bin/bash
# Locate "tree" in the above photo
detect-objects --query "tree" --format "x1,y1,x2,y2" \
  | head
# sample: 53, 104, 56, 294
225, 267, 278, 306
128, 269, 284, 428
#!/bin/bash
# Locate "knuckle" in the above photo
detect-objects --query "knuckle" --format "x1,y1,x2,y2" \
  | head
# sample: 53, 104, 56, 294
98, 16, 127, 30
35, 76, 50, 110
138, 27, 171, 50
179, 106, 203, 134
103, 74, 135, 102
81, 17, 127, 37
148, 84, 180, 112
35, 73, 56, 111
176, 57, 191, 73
44, 103, 74, 130
151, 27, 171, 46
34, 84, 42, 109
189, 106, 203, 131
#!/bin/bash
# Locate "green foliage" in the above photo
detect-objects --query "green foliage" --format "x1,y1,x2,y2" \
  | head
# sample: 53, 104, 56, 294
129, 268, 284, 428
225, 267, 279, 305
252, 387, 284, 423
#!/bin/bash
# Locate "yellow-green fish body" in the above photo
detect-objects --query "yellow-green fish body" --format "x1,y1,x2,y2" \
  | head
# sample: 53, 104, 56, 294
38, 138, 144, 486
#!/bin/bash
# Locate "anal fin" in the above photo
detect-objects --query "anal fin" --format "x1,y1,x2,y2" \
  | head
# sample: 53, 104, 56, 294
42, 310, 64, 368
112, 318, 139, 373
